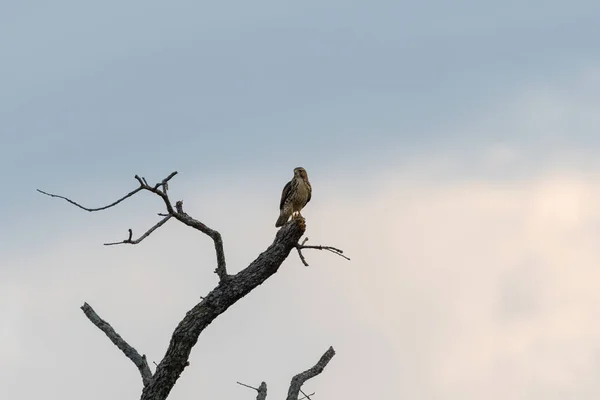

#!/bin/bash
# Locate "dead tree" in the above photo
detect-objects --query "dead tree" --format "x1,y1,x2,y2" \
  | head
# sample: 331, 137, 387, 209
38, 171, 348, 400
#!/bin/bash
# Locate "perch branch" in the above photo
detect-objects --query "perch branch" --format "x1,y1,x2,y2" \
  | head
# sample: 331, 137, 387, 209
104, 215, 172, 245
286, 346, 336, 400
80, 302, 153, 387
295, 237, 350, 266
299, 392, 316, 400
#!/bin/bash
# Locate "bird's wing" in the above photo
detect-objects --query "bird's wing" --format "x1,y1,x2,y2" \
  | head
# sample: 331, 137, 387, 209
306, 188, 311, 204
279, 180, 292, 210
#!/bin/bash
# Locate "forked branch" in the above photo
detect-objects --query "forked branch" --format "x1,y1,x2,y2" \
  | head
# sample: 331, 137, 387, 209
237, 346, 334, 400
299, 390, 315, 400
295, 237, 350, 267
38, 171, 228, 280
104, 215, 172, 246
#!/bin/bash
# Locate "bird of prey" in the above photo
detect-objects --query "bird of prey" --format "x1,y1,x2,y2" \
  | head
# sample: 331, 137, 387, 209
275, 167, 312, 227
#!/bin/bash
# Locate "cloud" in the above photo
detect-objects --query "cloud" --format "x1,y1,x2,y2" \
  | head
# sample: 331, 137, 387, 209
4, 67, 600, 399
0, 285, 23, 364
6, 167, 600, 399
304, 168, 600, 399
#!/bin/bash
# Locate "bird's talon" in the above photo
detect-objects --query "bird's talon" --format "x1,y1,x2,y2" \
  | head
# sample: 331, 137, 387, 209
296, 217, 306, 231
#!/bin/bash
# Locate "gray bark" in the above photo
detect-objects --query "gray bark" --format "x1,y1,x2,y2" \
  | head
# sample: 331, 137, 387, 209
286, 347, 336, 400
256, 382, 267, 400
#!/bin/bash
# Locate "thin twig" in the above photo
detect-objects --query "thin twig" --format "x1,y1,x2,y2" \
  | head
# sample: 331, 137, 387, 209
237, 381, 258, 391
104, 215, 172, 245
135, 174, 177, 215
299, 391, 315, 400
37, 186, 143, 212
80, 302, 153, 386
295, 237, 350, 266
154, 171, 177, 190
286, 347, 335, 400
295, 246, 309, 266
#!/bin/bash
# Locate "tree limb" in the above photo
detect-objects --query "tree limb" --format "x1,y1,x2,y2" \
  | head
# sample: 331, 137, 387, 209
80, 302, 153, 387
38, 172, 229, 280
286, 346, 336, 400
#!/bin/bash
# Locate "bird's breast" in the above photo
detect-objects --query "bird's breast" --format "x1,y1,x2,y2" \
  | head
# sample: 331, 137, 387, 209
293, 178, 311, 207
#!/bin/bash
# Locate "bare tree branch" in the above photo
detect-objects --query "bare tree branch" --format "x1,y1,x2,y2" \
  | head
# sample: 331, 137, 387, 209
37, 186, 144, 212
104, 215, 172, 245
171, 200, 228, 281
295, 237, 350, 266
37, 172, 178, 213
38, 171, 229, 280
237, 381, 259, 391
299, 389, 312, 400
80, 302, 153, 387
286, 346, 336, 400
134, 174, 177, 215
238, 348, 327, 400
154, 171, 177, 190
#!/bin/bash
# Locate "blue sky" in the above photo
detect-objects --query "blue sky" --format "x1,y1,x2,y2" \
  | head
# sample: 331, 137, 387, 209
3, 1, 600, 399
3, 1, 600, 233
3, 1, 600, 176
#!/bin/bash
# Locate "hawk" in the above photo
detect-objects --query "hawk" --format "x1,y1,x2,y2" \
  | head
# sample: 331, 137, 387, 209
275, 167, 312, 227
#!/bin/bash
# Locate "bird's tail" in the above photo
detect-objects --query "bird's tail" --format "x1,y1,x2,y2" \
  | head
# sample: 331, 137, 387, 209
275, 212, 288, 227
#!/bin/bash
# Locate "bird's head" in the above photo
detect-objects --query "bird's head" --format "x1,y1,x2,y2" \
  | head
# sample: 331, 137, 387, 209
294, 167, 308, 180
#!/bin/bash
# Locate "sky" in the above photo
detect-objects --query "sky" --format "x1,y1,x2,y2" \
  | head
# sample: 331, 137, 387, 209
2, 1, 600, 399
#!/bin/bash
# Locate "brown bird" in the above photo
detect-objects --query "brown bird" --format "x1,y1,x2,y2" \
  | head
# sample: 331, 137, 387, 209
275, 167, 312, 227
